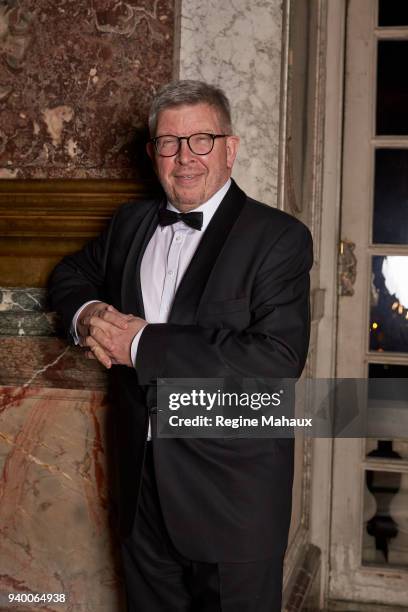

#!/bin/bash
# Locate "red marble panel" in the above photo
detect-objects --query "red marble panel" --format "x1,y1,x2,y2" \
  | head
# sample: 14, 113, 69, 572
0, 337, 107, 389
0, 0, 174, 179
0, 386, 124, 611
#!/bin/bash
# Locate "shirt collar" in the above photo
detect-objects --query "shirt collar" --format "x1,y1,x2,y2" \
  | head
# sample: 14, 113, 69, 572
166, 179, 231, 232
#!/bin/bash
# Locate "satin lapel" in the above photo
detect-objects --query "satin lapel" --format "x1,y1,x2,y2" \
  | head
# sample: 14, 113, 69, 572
169, 180, 247, 325
121, 200, 162, 316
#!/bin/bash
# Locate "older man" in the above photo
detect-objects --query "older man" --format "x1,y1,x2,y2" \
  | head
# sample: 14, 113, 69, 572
49, 80, 313, 611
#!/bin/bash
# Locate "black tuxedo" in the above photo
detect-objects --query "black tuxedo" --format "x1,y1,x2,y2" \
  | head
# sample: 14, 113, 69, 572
49, 180, 313, 564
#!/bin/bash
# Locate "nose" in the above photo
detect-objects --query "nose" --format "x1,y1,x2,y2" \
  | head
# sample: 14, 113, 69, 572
176, 138, 195, 164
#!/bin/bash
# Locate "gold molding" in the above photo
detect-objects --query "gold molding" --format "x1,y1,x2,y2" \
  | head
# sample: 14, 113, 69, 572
0, 179, 157, 287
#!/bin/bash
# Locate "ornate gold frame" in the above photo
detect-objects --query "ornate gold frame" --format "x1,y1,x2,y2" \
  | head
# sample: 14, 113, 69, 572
0, 179, 155, 287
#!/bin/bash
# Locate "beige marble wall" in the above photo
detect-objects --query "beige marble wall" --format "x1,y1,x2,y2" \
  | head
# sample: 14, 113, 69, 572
0, 386, 123, 612
178, 0, 283, 207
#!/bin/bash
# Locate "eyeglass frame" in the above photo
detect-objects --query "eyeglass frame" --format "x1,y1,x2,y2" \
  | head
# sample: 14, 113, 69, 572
149, 132, 229, 157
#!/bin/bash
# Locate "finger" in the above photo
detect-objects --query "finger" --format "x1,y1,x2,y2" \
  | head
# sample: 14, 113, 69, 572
85, 331, 113, 352
85, 334, 111, 356
99, 308, 132, 329
84, 316, 118, 338
106, 305, 135, 324
88, 326, 115, 352
88, 338, 120, 367
82, 311, 129, 331
95, 346, 111, 369
85, 339, 112, 369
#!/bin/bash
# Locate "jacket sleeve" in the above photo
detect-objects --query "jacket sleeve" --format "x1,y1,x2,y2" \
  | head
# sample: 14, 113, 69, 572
48, 214, 116, 332
137, 221, 313, 383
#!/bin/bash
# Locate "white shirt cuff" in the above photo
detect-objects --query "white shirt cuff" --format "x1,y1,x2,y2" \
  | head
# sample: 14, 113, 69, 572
131, 324, 148, 368
70, 300, 101, 344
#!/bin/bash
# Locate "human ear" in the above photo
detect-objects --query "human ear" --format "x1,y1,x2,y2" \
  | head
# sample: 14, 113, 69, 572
146, 141, 155, 161
225, 135, 240, 169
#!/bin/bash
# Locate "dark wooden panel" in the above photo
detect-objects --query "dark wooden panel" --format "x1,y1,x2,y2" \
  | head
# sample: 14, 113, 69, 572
0, 179, 158, 286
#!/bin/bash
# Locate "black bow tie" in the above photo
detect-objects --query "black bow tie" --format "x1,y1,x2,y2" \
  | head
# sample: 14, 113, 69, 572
158, 208, 203, 231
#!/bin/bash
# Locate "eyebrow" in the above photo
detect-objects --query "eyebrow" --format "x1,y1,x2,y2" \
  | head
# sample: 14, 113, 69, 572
155, 130, 218, 136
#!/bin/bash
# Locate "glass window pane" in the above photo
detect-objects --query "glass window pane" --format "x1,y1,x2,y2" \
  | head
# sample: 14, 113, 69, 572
369, 363, 408, 378
377, 41, 408, 135
363, 468, 408, 568
378, 0, 408, 27
373, 149, 408, 245
366, 364, 408, 462
370, 255, 408, 352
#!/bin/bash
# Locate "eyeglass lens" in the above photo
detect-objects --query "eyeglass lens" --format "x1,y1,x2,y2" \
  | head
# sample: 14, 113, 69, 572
155, 133, 214, 156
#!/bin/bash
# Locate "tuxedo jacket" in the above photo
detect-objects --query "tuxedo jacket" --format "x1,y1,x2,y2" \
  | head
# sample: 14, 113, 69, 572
49, 180, 313, 563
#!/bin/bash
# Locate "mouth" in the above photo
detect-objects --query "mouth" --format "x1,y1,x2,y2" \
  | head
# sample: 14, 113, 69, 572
174, 174, 203, 182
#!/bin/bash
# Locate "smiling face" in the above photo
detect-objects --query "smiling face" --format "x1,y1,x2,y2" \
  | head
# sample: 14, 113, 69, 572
147, 103, 239, 212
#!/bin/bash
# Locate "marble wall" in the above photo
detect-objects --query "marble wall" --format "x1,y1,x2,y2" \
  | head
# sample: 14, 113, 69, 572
1, 0, 283, 188
0, 289, 115, 611
0, 0, 174, 179
0, 386, 122, 612
0, 288, 107, 389
178, 0, 283, 207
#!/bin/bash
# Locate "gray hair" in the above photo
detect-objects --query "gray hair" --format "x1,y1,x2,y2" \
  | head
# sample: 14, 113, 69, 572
148, 80, 232, 135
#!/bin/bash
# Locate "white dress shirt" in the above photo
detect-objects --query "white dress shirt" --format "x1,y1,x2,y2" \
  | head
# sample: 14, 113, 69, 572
131, 178, 231, 361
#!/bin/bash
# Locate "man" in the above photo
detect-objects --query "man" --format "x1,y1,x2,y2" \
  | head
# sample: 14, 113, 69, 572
49, 80, 313, 611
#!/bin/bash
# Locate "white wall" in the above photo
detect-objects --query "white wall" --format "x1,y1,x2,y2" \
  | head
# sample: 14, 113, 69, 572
177, 0, 283, 207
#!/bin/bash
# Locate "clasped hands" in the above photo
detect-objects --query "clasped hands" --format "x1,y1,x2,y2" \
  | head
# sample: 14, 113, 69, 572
78, 302, 146, 368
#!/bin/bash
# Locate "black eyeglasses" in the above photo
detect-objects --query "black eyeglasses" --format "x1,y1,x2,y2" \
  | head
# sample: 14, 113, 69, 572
149, 133, 228, 157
